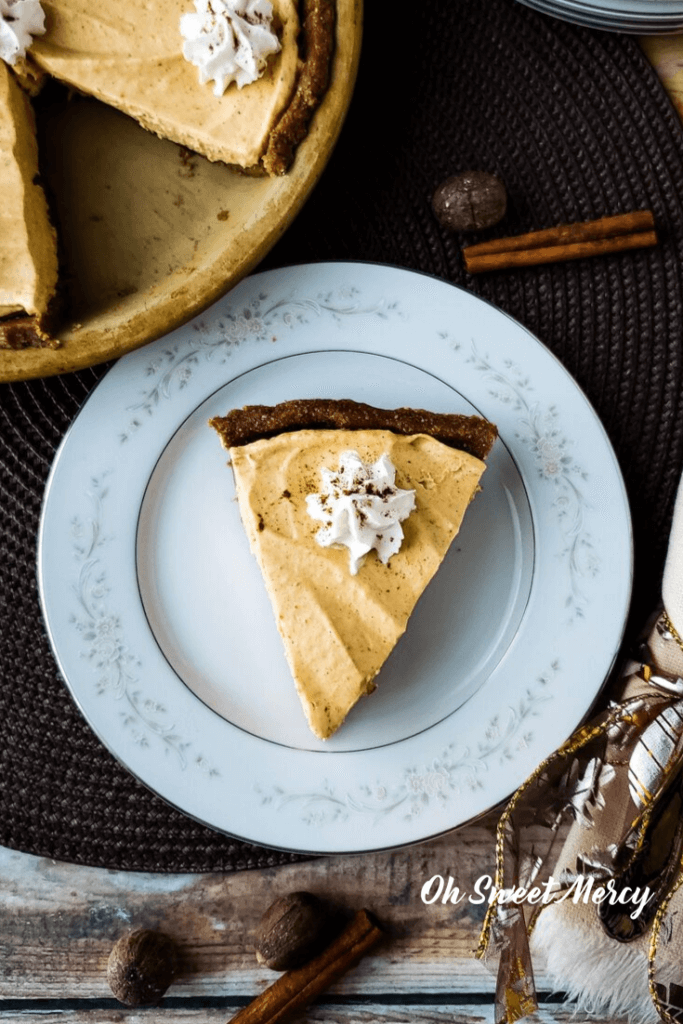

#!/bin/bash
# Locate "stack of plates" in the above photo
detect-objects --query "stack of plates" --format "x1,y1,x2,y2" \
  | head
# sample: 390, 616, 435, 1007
516, 0, 683, 32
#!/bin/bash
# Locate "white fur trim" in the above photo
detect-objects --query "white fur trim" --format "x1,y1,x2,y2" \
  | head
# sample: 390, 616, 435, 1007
530, 906, 659, 1023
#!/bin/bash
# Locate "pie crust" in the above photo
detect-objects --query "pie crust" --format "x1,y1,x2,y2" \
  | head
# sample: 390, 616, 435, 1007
210, 397, 499, 459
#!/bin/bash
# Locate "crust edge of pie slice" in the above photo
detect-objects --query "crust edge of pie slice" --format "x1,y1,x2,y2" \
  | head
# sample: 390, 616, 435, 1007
210, 399, 498, 740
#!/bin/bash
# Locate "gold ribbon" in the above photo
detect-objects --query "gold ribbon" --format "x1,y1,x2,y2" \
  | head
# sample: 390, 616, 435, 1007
477, 611, 683, 1024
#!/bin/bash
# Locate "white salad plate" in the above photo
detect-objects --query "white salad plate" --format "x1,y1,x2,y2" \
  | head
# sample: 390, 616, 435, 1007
38, 262, 632, 854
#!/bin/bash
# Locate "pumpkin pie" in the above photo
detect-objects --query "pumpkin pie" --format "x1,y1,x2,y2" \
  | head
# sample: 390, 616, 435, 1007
211, 399, 497, 739
0, 0, 335, 348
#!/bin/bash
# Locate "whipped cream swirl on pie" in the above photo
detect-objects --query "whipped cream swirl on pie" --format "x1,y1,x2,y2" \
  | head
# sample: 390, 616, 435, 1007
306, 451, 417, 575
0, 0, 45, 65
180, 0, 281, 96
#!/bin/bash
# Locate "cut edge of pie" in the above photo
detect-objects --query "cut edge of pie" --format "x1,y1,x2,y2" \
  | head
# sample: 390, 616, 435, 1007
0, 62, 59, 350
211, 399, 498, 740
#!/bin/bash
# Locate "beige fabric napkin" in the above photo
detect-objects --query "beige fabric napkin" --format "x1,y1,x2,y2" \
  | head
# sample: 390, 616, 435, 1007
479, 477, 683, 1024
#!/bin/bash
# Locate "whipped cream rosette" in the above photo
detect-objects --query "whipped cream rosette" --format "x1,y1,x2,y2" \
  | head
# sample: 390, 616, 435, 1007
306, 450, 417, 575
180, 0, 281, 95
0, 0, 45, 65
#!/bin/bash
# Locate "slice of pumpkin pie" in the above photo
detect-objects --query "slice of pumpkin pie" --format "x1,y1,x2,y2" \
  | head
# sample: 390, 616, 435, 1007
25, 0, 334, 174
210, 399, 497, 739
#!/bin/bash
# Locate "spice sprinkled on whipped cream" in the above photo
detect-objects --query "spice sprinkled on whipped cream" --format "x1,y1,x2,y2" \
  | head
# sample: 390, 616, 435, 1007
306, 451, 417, 575
180, 0, 281, 96
0, 0, 45, 65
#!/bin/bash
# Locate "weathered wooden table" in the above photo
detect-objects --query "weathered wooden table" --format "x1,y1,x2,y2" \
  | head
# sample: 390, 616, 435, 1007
0, 810, 620, 1024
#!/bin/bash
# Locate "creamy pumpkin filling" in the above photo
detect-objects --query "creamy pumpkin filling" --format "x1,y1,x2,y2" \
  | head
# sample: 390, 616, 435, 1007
227, 428, 488, 739
0, 61, 58, 347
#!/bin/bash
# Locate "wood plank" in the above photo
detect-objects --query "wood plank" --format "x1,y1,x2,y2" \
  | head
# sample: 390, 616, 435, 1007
0, 820, 518, 999
0, 1005, 624, 1024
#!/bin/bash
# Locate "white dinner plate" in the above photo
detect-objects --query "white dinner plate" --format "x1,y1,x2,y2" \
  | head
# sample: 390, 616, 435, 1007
516, 0, 683, 31
38, 262, 632, 854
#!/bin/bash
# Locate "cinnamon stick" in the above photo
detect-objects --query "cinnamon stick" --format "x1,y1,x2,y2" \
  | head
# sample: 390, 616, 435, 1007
463, 210, 657, 274
229, 909, 384, 1024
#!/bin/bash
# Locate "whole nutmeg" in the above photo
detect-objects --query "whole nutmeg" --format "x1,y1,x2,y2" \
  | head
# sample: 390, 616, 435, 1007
107, 929, 178, 1006
255, 891, 332, 971
432, 170, 507, 232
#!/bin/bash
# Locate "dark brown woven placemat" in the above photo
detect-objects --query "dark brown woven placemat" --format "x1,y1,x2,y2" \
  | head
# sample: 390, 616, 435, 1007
2, 0, 683, 871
